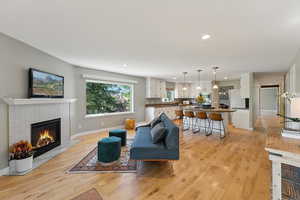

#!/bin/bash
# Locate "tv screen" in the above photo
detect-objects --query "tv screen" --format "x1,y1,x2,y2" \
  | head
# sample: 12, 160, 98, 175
29, 68, 64, 98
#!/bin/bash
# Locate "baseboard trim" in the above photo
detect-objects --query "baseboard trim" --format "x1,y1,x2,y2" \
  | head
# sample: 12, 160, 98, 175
71, 121, 145, 140
71, 125, 123, 140
0, 167, 9, 176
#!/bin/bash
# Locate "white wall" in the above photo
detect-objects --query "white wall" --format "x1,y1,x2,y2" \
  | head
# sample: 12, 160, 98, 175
285, 49, 300, 129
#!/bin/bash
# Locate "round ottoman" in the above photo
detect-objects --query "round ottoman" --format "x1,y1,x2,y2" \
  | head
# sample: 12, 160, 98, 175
97, 136, 121, 164
109, 129, 127, 146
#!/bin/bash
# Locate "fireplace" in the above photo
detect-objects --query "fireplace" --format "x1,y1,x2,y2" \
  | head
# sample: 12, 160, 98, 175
31, 118, 61, 158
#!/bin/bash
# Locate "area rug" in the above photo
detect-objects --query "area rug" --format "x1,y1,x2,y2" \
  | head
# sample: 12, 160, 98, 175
68, 139, 137, 173
71, 188, 103, 200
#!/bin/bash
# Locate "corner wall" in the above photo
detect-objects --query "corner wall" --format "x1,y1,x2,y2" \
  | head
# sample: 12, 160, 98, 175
0, 33, 146, 171
0, 33, 76, 170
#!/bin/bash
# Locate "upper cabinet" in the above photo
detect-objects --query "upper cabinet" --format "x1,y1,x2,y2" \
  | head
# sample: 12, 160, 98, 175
240, 73, 250, 98
146, 77, 166, 98
175, 81, 211, 98
175, 83, 191, 98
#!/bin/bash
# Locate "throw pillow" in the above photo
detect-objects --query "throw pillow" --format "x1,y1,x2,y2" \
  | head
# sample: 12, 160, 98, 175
150, 122, 166, 144
150, 117, 161, 128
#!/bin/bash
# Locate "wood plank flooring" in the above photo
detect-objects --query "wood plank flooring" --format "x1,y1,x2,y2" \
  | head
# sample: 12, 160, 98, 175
0, 117, 279, 200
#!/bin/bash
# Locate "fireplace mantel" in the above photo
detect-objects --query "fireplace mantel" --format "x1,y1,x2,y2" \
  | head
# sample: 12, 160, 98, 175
5, 97, 76, 175
2, 98, 77, 105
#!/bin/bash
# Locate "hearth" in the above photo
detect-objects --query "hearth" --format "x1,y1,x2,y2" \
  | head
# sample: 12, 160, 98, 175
31, 118, 61, 158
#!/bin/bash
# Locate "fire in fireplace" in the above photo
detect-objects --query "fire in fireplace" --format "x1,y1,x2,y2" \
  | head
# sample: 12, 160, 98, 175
31, 118, 61, 158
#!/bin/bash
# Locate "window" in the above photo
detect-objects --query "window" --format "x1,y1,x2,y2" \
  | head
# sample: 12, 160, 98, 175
86, 80, 134, 116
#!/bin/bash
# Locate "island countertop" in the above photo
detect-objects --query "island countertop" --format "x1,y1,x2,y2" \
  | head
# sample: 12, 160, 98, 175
145, 103, 193, 108
183, 107, 236, 113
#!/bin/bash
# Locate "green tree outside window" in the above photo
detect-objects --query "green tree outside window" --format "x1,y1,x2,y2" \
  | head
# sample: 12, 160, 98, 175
86, 81, 133, 115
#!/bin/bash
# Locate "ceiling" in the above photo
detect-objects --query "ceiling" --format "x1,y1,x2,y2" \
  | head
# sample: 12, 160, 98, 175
1, 0, 300, 82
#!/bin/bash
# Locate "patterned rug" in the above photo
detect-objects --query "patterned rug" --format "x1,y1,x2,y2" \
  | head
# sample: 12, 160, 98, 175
71, 188, 103, 200
68, 139, 137, 173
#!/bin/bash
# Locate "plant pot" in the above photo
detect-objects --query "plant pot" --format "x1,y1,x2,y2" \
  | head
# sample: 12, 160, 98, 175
15, 156, 33, 173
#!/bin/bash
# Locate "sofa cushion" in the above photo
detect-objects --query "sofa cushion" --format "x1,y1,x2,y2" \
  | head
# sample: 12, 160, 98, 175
160, 113, 179, 150
150, 122, 166, 144
150, 117, 161, 128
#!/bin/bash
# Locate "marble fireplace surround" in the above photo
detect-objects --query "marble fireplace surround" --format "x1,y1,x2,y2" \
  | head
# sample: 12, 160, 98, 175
2, 98, 76, 175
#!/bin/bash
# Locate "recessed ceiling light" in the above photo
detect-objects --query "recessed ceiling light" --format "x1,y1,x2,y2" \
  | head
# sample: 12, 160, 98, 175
224, 77, 228, 80
123, 64, 128, 67
202, 34, 211, 40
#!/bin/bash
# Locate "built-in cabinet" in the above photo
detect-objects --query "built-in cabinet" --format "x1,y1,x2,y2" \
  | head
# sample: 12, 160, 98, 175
175, 83, 192, 98
231, 109, 251, 130
240, 73, 250, 98
175, 81, 212, 98
146, 77, 167, 98
145, 106, 178, 122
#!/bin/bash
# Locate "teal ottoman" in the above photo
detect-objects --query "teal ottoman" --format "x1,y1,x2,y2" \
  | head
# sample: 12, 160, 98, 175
98, 136, 121, 164
109, 129, 127, 146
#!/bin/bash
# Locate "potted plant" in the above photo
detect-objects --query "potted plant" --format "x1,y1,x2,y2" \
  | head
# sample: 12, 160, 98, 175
196, 94, 205, 106
9, 140, 34, 172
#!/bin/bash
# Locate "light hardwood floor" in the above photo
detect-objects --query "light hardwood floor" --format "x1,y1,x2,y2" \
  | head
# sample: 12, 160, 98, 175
0, 117, 280, 200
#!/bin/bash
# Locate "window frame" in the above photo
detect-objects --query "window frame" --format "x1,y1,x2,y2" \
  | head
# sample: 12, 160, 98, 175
85, 79, 135, 118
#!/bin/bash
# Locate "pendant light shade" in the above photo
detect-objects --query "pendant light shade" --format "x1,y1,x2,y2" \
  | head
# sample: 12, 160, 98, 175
212, 67, 219, 89
182, 72, 188, 90
196, 69, 202, 90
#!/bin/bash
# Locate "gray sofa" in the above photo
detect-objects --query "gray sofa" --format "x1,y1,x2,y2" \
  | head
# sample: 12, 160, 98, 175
130, 113, 179, 160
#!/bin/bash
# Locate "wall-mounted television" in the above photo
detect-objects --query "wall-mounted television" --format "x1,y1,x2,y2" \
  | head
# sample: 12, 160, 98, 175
29, 68, 64, 98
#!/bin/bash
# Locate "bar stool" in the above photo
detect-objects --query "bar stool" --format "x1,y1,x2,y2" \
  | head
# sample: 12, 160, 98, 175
208, 113, 226, 139
175, 110, 184, 123
194, 111, 211, 134
183, 110, 195, 131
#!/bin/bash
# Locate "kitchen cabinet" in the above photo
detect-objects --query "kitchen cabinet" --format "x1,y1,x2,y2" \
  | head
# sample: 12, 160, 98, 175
190, 81, 212, 98
240, 73, 250, 98
146, 77, 166, 98
231, 109, 251, 130
175, 81, 212, 98
145, 106, 178, 121
175, 83, 192, 98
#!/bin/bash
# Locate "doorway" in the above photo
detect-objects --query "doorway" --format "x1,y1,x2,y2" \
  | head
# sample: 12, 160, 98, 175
259, 85, 279, 116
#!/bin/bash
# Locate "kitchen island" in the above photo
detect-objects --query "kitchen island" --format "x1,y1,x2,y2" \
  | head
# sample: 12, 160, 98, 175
183, 107, 236, 136
145, 104, 236, 137
145, 103, 191, 121
265, 132, 300, 200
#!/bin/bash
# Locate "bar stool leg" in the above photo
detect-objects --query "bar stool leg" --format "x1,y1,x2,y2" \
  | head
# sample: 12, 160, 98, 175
211, 120, 214, 135
206, 119, 212, 136
192, 118, 200, 133
183, 116, 188, 130
219, 121, 222, 139
221, 120, 226, 139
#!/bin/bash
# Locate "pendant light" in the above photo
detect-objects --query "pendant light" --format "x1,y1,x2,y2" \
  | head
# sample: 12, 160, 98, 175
196, 69, 202, 90
212, 67, 219, 89
182, 72, 187, 90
